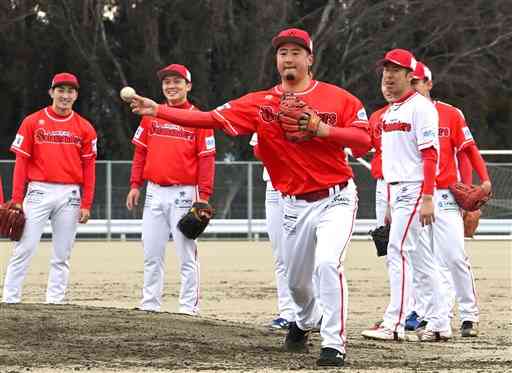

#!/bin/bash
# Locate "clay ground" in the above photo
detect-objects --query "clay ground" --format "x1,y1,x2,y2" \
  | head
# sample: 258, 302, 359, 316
0, 239, 510, 373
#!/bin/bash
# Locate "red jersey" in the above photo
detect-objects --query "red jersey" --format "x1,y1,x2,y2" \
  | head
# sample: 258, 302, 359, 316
212, 80, 369, 195
10, 106, 97, 184
132, 102, 216, 186
368, 105, 388, 180
435, 101, 475, 188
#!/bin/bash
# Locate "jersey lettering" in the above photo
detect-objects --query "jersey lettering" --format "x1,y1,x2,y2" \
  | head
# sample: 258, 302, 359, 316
382, 121, 411, 132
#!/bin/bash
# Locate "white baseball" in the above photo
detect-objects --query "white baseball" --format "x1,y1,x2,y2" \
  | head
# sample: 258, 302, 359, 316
120, 86, 136, 102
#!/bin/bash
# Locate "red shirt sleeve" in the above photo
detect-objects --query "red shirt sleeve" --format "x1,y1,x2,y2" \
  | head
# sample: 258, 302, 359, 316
12, 154, 29, 204
463, 143, 490, 182
457, 150, 473, 185
130, 146, 147, 189
211, 92, 265, 136
10, 116, 34, 158
197, 155, 215, 200
421, 147, 437, 195
81, 157, 96, 209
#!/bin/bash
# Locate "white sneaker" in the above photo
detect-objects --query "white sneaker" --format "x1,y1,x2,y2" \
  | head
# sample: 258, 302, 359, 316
420, 328, 452, 342
361, 325, 404, 341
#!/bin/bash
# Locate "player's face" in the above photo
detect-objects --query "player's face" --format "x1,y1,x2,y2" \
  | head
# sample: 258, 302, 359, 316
162, 75, 191, 105
276, 43, 313, 82
381, 82, 394, 103
412, 79, 433, 98
381, 63, 413, 101
49, 85, 78, 115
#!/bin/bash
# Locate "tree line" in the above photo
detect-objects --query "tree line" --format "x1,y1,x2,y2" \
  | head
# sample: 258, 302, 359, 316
1, 0, 511, 161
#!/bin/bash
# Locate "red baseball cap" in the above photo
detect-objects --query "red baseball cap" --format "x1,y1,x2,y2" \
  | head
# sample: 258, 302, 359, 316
378, 49, 417, 70
413, 61, 433, 81
272, 28, 313, 54
51, 72, 79, 89
157, 64, 192, 82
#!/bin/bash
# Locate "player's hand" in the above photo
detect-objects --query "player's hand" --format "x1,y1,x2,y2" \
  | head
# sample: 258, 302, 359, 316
79, 208, 90, 224
419, 195, 435, 226
126, 188, 141, 210
195, 198, 213, 219
130, 95, 158, 116
481, 180, 492, 195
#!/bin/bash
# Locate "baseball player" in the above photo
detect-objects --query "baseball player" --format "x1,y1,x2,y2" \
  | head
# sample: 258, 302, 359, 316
250, 133, 295, 330
128, 28, 371, 367
361, 49, 451, 342
126, 64, 216, 315
2, 72, 97, 304
409, 62, 491, 337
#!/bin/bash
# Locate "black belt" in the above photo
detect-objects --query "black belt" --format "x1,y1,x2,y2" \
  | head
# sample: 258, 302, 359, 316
292, 182, 348, 202
389, 182, 399, 185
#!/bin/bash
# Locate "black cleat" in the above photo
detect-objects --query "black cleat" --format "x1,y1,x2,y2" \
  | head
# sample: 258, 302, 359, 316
461, 321, 479, 337
316, 347, 345, 367
283, 322, 310, 352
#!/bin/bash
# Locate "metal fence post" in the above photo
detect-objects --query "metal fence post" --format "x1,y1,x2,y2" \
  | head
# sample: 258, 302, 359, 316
247, 162, 253, 240
106, 161, 112, 241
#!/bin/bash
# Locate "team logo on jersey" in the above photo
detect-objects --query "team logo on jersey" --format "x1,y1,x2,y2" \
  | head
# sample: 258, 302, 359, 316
205, 136, 215, 150
134, 126, 144, 139
38, 119, 45, 126
422, 129, 435, 139
382, 121, 411, 132
150, 122, 195, 141
12, 134, 24, 148
439, 127, 451, 137
357, 108, 368, 121
92, 138, 98, 154
259, 106, 278, 123
264, 95, 274, 101
462, 127, 474, 140
216, 102, 232, 111
34, 128, 81, 145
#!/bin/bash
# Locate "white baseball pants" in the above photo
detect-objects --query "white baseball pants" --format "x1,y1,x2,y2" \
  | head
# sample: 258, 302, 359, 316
283, 180, 358, 354
382, 182, 450, 333
140, 182, 200, 314
2, 182, 81, 304
265, 181, 295, 322
375, 178, 388, 227
415, 189, 479, 322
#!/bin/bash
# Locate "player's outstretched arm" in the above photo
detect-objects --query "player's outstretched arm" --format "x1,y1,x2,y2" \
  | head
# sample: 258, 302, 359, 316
130, 94, 223, 130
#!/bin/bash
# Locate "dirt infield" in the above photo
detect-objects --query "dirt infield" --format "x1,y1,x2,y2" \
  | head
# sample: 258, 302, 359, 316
0, 240, 510, 372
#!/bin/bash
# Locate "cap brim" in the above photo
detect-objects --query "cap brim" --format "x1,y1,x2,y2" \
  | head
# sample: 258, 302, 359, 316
52, 81, 79, 89
376, 58, 411, 70
157, 71, 190, 82
272, 36, 311, 53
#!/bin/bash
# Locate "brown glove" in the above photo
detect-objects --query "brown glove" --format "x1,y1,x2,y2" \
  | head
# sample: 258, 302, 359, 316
463, 209, 481, 238
0, 202, 26, 241
448, 182, 491, 211
278, 93, 321, 142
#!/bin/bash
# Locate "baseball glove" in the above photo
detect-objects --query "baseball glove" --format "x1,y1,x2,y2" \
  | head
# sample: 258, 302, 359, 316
448, 182, 491, 211
0, 202, 25, 241
463, 209, 481, 238
369, 224, 390, 257
177, 202, 214, 240
278, 94, 321, 142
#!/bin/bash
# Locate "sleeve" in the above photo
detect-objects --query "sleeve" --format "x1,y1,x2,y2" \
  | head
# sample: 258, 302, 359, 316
196, 128, 216, 157
452, 109, 475, 151
12, 154, 29, 204
414, 101, 439, 151
197, 155, 215, 200
340, 96, 370, 133
80, 124, 97, 209
211, 93, 260, 136
131, 117, 150, 148
10, 117, 34, 158
457, 150, 473, 185
81, 157, 96, 209
81, 123, 98, 159
463, 143, 490, 182
130, 146, 147, 189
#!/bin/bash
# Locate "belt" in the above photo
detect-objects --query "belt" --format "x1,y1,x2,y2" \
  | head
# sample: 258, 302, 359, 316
389, 182, 399, 185
291, 182, 348, 202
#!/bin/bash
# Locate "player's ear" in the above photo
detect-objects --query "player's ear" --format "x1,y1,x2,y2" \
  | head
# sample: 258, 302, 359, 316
48, 88, 54, 99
